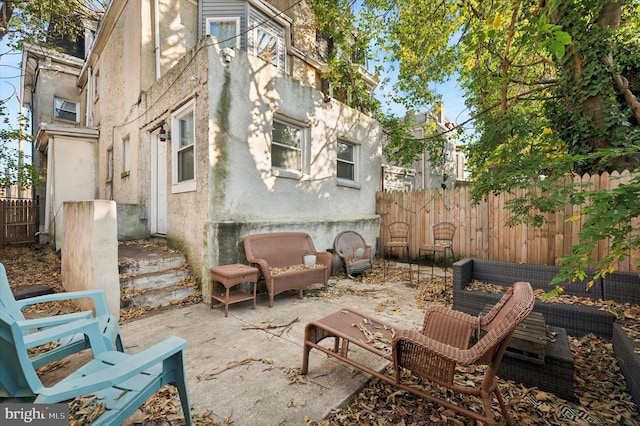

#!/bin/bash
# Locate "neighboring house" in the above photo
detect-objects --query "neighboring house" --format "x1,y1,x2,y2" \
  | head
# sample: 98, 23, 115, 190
408, 109, 459, 189
20, 44, 98, 244
0, 186, 32, 199
20, 0, 383, 300
382, 165, 415, 192
382, 108, 463, 191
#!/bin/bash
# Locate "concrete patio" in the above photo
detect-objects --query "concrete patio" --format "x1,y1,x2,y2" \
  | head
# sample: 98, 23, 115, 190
119, 267, 428, 425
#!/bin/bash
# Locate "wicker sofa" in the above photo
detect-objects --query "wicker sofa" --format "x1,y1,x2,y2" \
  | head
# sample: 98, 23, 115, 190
243, 232, 332, 307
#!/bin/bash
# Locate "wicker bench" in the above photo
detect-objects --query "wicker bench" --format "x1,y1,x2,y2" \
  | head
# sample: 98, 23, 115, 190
243, 232, 332, 307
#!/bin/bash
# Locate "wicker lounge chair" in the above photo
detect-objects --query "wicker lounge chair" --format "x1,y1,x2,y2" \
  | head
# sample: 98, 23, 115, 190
392, 281, 534, 425
333, 231, 373, 278
302, 281, 534, 426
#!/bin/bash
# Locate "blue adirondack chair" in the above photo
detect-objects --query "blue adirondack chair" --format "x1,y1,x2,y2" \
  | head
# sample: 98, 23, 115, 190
0, 262, 123, 371
0, 311, 193, 425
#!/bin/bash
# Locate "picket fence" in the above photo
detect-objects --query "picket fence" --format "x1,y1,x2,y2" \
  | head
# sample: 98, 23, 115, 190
376, 170, 638, 273
0, 199, 38, 247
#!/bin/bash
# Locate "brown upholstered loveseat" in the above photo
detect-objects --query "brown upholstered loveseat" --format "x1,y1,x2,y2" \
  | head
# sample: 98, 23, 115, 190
243, 232, 332, 307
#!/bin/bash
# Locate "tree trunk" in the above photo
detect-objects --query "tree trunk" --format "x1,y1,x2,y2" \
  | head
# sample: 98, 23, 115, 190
0, 2, 15, 40
578, 1, 640, 156
580, 2, 624, 148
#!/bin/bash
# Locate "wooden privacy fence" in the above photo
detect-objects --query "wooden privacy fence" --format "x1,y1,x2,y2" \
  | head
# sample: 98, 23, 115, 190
0, 199, 38, 247
376, 170, 638, 273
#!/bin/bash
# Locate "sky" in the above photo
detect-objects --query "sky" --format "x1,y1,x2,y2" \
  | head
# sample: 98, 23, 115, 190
0, 38, 25, 152
436, 78, 471, 127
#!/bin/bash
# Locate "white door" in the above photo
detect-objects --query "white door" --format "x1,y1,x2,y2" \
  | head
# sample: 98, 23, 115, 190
152, 134, 168, 235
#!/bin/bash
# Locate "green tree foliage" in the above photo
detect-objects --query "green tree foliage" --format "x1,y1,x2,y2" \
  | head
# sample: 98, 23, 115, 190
1, 0, 105, 48
310, 0, 640, 287
0, 104, 38, 190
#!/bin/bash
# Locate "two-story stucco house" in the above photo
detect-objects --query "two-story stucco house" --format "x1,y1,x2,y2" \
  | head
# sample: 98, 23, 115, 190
21, 0, 383, 301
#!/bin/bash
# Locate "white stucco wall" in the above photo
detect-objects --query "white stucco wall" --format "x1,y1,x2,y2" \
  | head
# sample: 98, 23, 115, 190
89, 0, 199, 205
199, 43, 383, 299
206, 44, 382, 220
137, 37, 212, 286
138, 39, 383, 300
38, 128, 99, 249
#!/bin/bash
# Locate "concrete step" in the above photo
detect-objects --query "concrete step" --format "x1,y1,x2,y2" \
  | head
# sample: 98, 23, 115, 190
118, 244, 187, 276
121, 285, 197, 309
120, 267, 192, 291
118, 242, 198, 309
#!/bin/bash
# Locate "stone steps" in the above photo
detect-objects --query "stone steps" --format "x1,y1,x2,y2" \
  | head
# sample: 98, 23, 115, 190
118, 242, 198, 309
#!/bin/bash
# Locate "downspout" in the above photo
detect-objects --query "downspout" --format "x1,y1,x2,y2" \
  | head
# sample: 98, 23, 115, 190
45, 137, 53, 236
86, 66, 93, 127
153, 0, 161, 80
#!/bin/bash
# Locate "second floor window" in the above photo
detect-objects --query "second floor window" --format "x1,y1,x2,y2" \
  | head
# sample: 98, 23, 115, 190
54, 97, 78, 122
207, 17, 240, 49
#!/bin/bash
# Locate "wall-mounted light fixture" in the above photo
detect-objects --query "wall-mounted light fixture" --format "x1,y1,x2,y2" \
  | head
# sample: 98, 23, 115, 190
222, 47, 235, 63
158, 123, 170, 141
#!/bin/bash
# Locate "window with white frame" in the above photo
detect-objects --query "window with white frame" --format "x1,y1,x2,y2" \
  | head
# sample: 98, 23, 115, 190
172, 100, 196, 191
271, 118, 308, 173
337, 140, 357, 182
207, 17, 240, 49
53, 97, 79, 122
255, 27, 279, 66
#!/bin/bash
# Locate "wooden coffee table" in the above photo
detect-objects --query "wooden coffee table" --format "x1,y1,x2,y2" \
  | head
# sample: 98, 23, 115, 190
301, 308, 397, 380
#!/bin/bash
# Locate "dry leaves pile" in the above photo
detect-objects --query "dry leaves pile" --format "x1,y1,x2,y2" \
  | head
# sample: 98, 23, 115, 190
308, 329, 638, 425
270, 264, 325, 275
1, 245, 64, 291
69, 394, 106, 425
